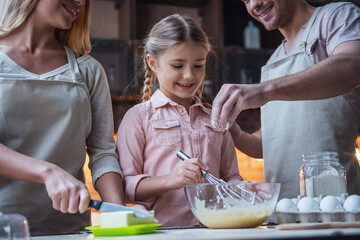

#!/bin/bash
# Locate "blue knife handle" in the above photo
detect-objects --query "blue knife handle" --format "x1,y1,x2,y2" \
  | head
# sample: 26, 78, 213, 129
89, 199, 102, 210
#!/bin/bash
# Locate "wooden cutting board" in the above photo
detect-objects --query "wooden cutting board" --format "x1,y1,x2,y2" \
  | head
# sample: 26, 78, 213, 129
276, 221, 360, 230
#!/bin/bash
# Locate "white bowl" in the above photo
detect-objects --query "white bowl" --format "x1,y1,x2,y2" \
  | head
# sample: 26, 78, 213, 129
184, 182, 281, 228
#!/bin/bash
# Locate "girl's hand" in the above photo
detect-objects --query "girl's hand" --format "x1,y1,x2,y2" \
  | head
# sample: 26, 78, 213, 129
169, 158, 208, 189
43, 165, 90, 214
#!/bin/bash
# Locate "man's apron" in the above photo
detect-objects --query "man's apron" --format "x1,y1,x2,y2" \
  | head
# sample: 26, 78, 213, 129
260, 7, 360, 199
0, 46, 92, 234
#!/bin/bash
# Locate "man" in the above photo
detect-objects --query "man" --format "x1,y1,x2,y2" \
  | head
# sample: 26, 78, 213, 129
211, 0, 360, 198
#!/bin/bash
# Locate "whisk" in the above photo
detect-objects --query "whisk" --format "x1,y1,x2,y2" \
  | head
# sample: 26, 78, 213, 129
174, 149, 262, 206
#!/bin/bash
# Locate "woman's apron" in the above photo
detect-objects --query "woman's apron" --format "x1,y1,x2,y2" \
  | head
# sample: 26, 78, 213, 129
260, 7, 360, 199
0, 46, 92, 234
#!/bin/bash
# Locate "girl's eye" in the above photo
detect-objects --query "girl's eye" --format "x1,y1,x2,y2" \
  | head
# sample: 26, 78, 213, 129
171, 65, 182, 69
195, 65, 204, 68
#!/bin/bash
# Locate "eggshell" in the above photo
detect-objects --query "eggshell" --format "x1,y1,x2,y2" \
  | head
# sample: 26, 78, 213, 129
297, 196, 320, 212
291, 198, 299, 205
276, 198, 298, 212
343, 194, 360, 212
320, 195, 344, 212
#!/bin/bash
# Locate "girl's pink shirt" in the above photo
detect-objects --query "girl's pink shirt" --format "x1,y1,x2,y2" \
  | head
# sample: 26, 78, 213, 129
116, 90, 242, 227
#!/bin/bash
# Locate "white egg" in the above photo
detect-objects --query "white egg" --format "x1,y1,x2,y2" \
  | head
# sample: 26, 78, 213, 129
276, 198, 298, 212
336, 193, 349, 205
291, 198, 298, 205
343, 195, 360, 212
297, 196, 320, 212
320, 195, 344, 212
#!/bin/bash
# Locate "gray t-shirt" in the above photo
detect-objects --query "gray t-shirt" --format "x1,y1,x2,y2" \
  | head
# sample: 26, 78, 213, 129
267, 2, 360, 125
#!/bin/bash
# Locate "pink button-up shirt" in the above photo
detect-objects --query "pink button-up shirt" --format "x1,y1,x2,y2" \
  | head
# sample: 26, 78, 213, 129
116, 90, 242, 227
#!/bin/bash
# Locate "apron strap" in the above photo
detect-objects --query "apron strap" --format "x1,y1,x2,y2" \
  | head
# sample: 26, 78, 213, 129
64, 46, 83, 83
299, 7, 322, 51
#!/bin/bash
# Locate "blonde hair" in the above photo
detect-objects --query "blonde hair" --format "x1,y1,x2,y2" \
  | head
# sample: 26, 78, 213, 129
140, 14, 211, 102
0, 0, 92, 55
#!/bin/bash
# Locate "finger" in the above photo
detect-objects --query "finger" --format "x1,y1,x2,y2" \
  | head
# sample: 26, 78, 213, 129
257, 191, 272, 200
211, 85, 231, 128
218, 93, 239, 128
51, 193, 61, 211
182, 162, 203, 182
79, 189, 90, 213
201, 163, 209, 171
68, 190, 80, 214
227, 102, 243, 128
256, 183, 272, 194
59, 191, 70, 213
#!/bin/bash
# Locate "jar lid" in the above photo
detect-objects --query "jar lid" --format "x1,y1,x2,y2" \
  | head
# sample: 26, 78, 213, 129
302, 151, 339, 161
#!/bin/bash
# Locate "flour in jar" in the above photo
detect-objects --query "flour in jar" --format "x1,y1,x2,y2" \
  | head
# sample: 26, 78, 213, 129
305, 167, 346, 197
193, 197, 274, 228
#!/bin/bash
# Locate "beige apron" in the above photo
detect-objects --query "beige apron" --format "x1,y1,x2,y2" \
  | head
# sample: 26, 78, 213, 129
261, 7, 360, 199
0, 46, 92, 234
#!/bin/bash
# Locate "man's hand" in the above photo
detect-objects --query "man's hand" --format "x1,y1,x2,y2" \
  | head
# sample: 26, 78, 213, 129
211, 83, 268, 129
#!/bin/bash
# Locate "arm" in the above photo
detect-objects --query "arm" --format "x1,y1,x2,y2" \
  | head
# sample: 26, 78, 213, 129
116, 106, 205, 203
0, 144, 90, 214
95, 172, 124, 204
220, 130, 244, 182
85, 59, 124, 205
211, 40, 360, 128
229, 123, 263, 159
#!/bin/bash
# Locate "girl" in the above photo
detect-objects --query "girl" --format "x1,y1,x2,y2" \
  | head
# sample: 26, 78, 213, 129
0, 0, 124, 234
116, 14, 243, 227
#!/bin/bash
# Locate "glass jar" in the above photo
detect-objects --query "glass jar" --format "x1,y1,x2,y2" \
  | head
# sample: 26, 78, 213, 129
299, 151, 347, 197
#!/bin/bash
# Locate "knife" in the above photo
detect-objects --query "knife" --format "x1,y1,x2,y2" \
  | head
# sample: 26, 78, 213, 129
89, 199, 152, 218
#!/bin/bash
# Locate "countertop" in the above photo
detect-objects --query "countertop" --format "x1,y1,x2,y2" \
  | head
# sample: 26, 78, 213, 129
31, 226, 360, 240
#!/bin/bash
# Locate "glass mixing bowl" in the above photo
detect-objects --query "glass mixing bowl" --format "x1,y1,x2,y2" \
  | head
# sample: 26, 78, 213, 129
184, 182, 281, 228
0, 213, 30, 240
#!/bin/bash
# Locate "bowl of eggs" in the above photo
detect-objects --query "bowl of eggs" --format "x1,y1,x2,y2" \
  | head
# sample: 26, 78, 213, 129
184, 182, 281, 228
275, 194, 360, 223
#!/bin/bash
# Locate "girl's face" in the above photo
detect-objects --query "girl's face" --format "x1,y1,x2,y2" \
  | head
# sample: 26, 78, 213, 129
147, 42, 207, 108
34, 0, 86, 30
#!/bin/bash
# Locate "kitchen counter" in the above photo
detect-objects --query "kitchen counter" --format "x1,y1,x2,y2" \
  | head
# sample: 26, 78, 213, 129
31, 226, 360, 240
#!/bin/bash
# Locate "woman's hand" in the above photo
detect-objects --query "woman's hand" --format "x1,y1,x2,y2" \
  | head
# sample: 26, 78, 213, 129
168, 158, 208, 189
43, 165, 90, 214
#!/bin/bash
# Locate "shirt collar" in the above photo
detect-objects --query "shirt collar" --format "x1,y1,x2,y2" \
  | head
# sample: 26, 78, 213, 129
150, 89, 212, 115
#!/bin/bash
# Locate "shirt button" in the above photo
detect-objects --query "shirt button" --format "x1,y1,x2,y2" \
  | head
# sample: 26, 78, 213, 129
164, 123, 168, 127
180, 109, 185, 113
191, 124, 195, 129
196, 154, 200, 158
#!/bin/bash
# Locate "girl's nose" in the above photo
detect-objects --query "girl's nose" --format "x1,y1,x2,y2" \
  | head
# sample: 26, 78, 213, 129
183, 67, 195, 80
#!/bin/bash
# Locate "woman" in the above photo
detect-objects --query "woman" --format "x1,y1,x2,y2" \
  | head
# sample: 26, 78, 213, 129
0, 0, 124, 234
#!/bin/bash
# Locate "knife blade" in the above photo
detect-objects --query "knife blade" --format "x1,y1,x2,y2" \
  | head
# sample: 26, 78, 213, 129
89, 199, 152, 218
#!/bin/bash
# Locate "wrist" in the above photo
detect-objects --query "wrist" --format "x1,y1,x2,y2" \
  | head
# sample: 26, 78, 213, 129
260, 81, 274, 104
38, 162, 57, 184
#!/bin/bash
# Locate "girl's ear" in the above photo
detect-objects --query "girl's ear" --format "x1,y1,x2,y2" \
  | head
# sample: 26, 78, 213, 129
146, 54, 157, 72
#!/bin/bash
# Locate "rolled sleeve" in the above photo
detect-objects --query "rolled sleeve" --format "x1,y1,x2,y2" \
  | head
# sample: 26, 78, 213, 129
326, 3, 360, 55
90, 156, 123, 185
116, 105, 155, 205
